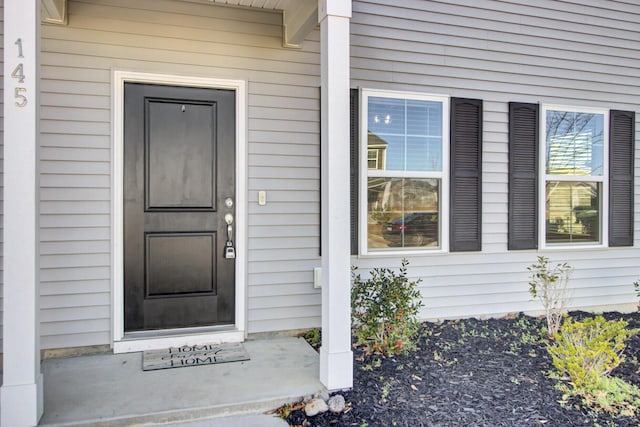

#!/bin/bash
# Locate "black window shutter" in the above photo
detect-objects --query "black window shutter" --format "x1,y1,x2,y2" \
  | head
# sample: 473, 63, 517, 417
350, 88, 359, 255
609, 110, 635, 247
508, 102, 539, 250
450, 98, 482, 252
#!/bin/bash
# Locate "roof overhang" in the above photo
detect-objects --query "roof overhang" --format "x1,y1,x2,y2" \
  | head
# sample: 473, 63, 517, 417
40, 0, 317, 47
179, 0, 319, 48
203, 0, 318, 48
41, 0, 67, 25
281, 0, 318, 48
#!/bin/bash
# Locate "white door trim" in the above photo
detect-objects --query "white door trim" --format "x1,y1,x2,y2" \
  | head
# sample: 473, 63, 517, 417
111, 71, 247, 353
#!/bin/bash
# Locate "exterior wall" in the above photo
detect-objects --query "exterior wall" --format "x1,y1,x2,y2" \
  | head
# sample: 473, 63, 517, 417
37, 0, 322, 349
351, 0, 640, 319
3, 0, 639, 351
0, 0, 4, 347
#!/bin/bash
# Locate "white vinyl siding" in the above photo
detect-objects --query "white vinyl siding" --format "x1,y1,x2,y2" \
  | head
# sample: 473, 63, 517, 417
36, 0, 321, 349
351, 0, 640, 320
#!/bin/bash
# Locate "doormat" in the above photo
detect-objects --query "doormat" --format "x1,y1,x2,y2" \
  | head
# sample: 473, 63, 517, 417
142, 342, 250, 371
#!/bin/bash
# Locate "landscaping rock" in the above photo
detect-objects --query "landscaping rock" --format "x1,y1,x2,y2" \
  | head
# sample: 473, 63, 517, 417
327, 394, 345, 413
304, 398, 328, 416
316, 390, 330, 402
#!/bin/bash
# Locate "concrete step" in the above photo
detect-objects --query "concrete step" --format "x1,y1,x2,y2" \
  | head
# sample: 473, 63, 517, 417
39, 338, 321, 426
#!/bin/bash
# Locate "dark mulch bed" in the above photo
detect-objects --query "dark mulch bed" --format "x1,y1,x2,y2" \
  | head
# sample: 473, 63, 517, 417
287, 311, 640, 426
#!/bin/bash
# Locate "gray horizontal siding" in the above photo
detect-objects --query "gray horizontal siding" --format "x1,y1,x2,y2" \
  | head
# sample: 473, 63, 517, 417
352, 1, 640, 102
37, 0, 322, 348
5, 0, 639, 350
351, 0, 640, 319
355, 249, 640, 320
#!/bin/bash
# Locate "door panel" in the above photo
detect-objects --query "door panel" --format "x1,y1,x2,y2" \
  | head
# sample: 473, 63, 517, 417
145, 233, 215, 296
124, 83, 235, 332
147, 101, 215, 210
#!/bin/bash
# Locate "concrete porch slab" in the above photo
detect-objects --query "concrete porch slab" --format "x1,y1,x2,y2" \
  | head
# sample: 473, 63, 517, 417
39, 337, 323, 426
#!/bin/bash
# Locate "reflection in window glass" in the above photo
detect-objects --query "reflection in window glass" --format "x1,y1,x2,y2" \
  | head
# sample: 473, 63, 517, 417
546, 111, 604, 176
546, 181, 600, 243
367, 149, 379, 169
367, 178, 440, 249
363, 91, 447, 254
368, 97, 405, 135
368, 97, 442, 172
544, 107, 606, 246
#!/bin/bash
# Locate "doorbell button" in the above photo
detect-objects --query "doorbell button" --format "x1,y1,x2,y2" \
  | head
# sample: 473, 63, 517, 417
258, 191, 267, 206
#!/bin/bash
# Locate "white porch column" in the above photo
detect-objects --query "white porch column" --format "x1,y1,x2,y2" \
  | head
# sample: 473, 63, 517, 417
318, 0, 353, 390
2, 1, 43, 426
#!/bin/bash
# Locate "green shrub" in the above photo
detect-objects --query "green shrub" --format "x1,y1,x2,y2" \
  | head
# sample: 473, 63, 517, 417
527, 256, 573, 335
301, 327, 321, 350
548, 315, 640, 417
634, 279, 640, 311
587, 376, 640, 417
351, 259, 423, 356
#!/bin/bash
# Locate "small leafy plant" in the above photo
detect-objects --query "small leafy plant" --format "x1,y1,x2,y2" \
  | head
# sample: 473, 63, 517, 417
528, 256, 573, 335
351, 259, 423, 356
301, 327, 321, 351
548, 315, 640, 417
634, 279, 640, 311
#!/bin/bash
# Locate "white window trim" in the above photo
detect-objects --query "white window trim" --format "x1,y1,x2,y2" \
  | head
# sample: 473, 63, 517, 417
358, 88, 450, 256
539, 104, 609, 250
111, 71, 248, 352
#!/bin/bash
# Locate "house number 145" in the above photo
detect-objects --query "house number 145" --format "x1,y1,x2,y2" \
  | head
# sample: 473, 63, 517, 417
11, 38, 27, 107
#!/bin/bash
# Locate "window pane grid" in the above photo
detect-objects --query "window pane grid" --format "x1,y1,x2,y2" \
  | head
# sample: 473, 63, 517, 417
368, 96, 443, 173
543, 107, 606, 246
364, 91, 446, 252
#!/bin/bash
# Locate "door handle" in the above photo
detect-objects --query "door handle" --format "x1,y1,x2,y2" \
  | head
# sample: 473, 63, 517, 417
224, 213, 234, 241
224, 213, 235, 259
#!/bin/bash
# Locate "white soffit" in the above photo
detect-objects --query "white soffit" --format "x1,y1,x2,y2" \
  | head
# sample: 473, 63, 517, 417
39, 0, 317, 47
185, 0, 318, 47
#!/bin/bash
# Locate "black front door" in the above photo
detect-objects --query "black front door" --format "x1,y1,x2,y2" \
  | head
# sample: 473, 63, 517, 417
123, 83, 235, 332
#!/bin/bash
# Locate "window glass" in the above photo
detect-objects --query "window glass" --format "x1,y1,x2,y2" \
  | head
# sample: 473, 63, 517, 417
546, 181, 600, 243
364, 91, 446, 252
367, 178, 440, 249
368, 97, 442, 172
546, 111, 604, 176
367, 149, 379, 169
543, 107, 606, 246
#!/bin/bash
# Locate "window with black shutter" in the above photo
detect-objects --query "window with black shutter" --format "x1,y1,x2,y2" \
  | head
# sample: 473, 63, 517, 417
350, 89, 483, 255
508, 104, 634, 249
350, 89, 359, 255
508, 102, 539, 250
450, 98, 483, 252
609, 110, 635, 247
